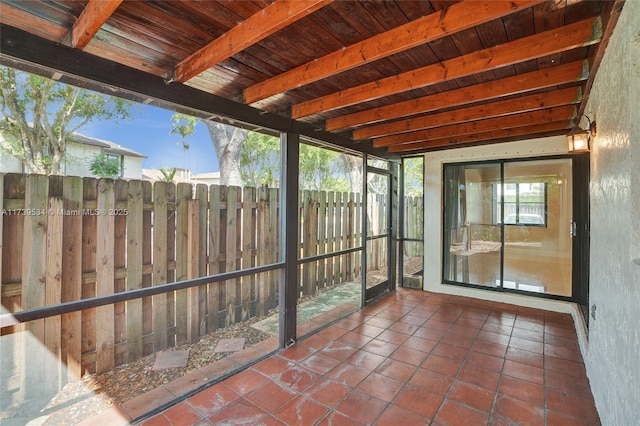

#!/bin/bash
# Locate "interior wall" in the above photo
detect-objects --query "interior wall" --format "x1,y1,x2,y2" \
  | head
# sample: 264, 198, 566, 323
423, 135, 575, 313
580, 1, 640, 423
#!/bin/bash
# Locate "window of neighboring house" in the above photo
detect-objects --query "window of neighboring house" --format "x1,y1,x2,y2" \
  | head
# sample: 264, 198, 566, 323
495, 182, 547, 227
106, 154, 124, 177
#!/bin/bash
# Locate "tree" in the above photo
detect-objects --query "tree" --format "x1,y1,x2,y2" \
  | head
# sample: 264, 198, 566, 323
89, 153, 122, 178
0, 67, 132, 175
169, 113, 196, 151
240, 132, 280, 187
159, 167, 177, 183
204, 121, 248, 187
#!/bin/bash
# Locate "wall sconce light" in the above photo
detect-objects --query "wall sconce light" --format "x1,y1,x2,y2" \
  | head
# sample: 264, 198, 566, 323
567, 114, 596, 153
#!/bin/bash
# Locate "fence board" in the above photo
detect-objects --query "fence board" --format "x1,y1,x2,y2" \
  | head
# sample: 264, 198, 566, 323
95, 179, 115, 373
187, 199, 200, 343
208, 185, 221, 329
196, 184, 208, 335
45, 197, 63, 394
268, 188, 278, 309
224, 186, 239, 326
256, 187, 268, 316
21, 175, 48, 398
317, 191, 327, 289
81, 178, 97, 374
141, 181, 153, 356
326, 191, 335, 287
113, 181, 127, 366
152, 182, 168, 351
241, 187, 255, 321
60, 177, 83, 383
126, 180, 143, 362
174, 183, 191, 344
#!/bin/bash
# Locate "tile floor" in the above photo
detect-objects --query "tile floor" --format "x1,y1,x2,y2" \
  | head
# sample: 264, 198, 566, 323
138, 289, 599, 425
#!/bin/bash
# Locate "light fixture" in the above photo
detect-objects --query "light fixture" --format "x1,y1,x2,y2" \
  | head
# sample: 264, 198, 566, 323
567, 114, 596, 153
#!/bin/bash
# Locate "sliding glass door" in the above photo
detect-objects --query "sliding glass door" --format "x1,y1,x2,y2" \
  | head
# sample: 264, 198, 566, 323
443, 158, 573, 298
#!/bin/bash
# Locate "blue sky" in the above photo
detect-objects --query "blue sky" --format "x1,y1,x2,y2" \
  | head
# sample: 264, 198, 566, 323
83, 104, 220, 174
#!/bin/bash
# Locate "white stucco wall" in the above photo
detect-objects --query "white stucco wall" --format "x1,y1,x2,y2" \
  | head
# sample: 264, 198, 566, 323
422, 136, 582, 315
580, 1, 640, 424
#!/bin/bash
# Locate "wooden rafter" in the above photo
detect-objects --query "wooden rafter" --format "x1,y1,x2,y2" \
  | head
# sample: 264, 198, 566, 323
292, 17, 601, 119
354, 87, 582, 140
69, 0, 123, 49
326, 60, 589, 131
374, 105, 576, 148
387, 121, 573, 152
243, 0, 543, 105
174, 0, 332, 83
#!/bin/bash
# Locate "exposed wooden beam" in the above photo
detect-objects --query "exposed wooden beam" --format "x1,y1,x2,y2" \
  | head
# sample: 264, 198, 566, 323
354, 87, 582, 140
70, 0, 123, 49
174, 0, 332, 83
292, 17, 601, 119
326, 60, 589, 131
243, 0, 543, 104
375, 105, 576, 147
387, 121, 573, 152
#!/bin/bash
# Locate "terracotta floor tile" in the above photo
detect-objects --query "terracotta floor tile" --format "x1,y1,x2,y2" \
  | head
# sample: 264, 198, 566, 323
424, 319, 454, 331
317, 411, 365, 426
357, 372, 404, 402
277, 365, 321, 392
222, 368, 270, 396
432, 342, 469, 361
440, 332, 475, 349
447, 380, 496, 413
544, 343, 582, 361
245, 380, 297, 413
278, 343, 314, 362
513, 318, 544, 333
421, 354, 463, 377
186, 383, 240, 418
544, 355, 587, 378
335, 317, 364, 331
546, 409, 600, 426
389, 345, 430, 366
408, 368, 453, 396
481, 322, 513, 336
398, 313, 428, 327
339, 331, 374, 348
510, 327, 544, 343
457, 364, 501, 391
327, 363, 371, 387
544, 370, 593, 400
454, 316, 485, 330
316, 325, 349, 341
448, 324, 481, 338
77, 407, 130, 426
305, 378, 351, 407
301, 333, 332, 350
347, 350, 387, 371
502, 360, 544, 385
433, 400, 489, 426
393, 385, 444, 418
387, 321, 420, 335
545, 324, 578, 339
142, 403, 203, 426
362, 338, 400, 357
352, 323, 385, 338
402, 336, 438, 354
493, 394, 544, 426
498, 375, 544, 407
376, 329, 411, 345
477, 330, 512, 346
509, 336, 544, 354
273, 395, 329, 425
298, 352, 341, 375
471, 340, 508, 358
545, 387, 600, 424
505, 347, 544, 368
375, 404, 430, 426
207, 399, 282, 425
251, 356, 293, 378
464, 351, 504, 372
374, 358, 418, 382
336, 390, 387, 424
365, 316, 396, 329
319, 340, 358, 361
544, 333, 580, 350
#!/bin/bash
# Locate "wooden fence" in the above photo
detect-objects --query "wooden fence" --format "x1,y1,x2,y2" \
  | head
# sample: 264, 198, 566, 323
0, 174, 423, 405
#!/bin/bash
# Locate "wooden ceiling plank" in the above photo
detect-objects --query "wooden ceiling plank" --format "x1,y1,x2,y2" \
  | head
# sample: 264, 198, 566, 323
243, 0, 544, 104
388, 120, 573, 152
292, 17, 601, 119
374, 104, 576, 147
326, 59, 589, 131
354, 87, 581, 140
174, 0, 333, 83
70, 0, 123, 49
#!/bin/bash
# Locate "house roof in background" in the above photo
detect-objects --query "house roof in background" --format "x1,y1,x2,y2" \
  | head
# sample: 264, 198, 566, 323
0, 0, 624, 156
72, 133, 147, 158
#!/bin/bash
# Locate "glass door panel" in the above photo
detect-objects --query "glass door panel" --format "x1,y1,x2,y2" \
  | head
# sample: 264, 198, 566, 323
443, 163, 502, 287
503, 159, 572, 296
402, 157, 424, 287
365, 170, 390, 299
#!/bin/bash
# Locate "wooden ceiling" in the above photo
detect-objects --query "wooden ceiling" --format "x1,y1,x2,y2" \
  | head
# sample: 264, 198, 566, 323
0, 0, 624, 156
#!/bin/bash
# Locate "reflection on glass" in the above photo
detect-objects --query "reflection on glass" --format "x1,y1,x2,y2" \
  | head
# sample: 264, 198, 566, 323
366, 171, 390, 291
402, 157, 424, 287
443, 163, 502, 287
503, 159, 572, 297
